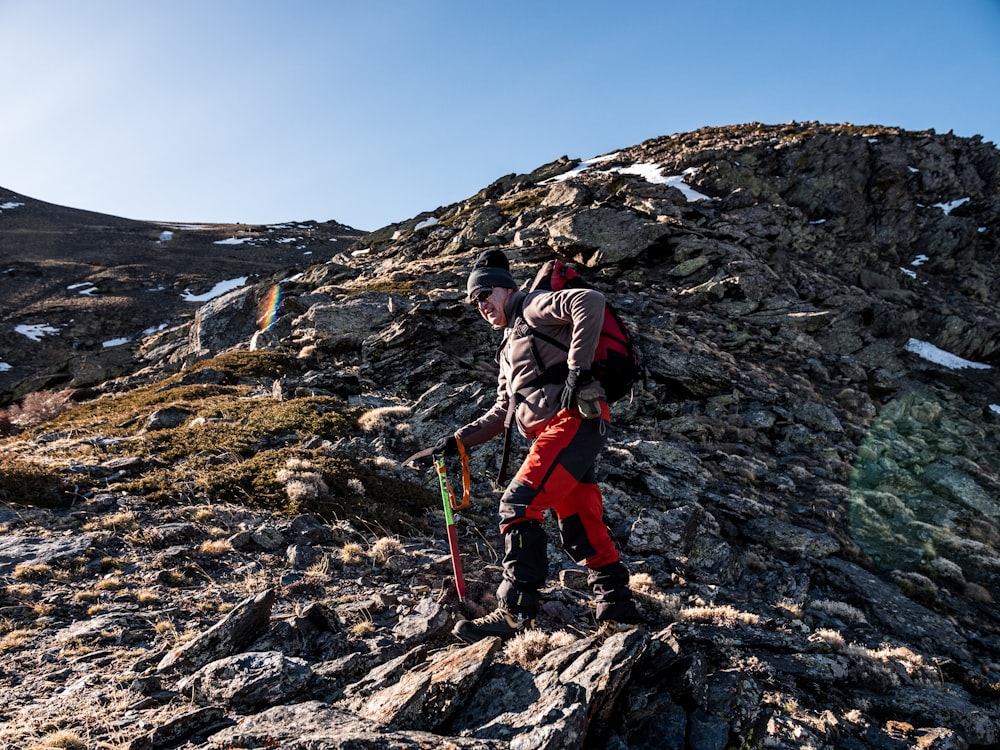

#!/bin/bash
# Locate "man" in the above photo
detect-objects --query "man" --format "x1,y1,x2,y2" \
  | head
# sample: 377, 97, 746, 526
439, 249, 640, 643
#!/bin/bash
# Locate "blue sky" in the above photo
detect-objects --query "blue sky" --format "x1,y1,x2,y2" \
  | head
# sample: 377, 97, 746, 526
2, 1, 999, 231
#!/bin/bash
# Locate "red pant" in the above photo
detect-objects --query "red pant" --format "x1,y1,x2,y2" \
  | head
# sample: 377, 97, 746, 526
497, 405, 636, 621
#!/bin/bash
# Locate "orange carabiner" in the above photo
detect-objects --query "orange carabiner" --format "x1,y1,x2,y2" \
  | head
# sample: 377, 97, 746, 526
451, 437, 471, 510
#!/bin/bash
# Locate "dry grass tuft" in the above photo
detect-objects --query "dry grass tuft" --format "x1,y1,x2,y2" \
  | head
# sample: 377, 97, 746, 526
629, 572, 681, 620
2, 389, 75, 432
13, 563, 54, 581
808, 599, 868, 624
349, 620, 376, 639
340, 542, 365, 565
808, 628, 847, 651
198, 539, 235, 557
29, 729, 87, 749
82, 510, 138, 533
505, 629, 576, 668
370, 536, 405, 565
0, 627, 32, 652
679, 604, 761, 626
358, 405, 412, 432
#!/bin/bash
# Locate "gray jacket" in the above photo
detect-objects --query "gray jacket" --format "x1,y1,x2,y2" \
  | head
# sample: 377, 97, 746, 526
456, 286, 606, 446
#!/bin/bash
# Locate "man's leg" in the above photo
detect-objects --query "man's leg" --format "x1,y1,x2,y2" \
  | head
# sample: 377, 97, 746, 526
556, 480, 641, 624
454, 411, 602, 643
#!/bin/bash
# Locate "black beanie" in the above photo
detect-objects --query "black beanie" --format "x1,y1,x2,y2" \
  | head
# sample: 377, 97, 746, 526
466, 249, 516, 299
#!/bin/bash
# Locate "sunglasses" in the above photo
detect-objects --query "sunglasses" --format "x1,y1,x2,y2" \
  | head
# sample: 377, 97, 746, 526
470, 288, 493, 306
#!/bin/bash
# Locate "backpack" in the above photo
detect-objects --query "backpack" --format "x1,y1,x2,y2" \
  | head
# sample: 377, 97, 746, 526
514, 258, 643, 404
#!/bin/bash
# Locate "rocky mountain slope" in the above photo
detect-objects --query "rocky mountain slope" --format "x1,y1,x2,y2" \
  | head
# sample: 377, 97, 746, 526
0, 189, 363, 402
0, 122, 998, 749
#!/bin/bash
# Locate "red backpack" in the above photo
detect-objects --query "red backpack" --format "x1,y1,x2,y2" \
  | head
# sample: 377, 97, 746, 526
515, 259, 643, 404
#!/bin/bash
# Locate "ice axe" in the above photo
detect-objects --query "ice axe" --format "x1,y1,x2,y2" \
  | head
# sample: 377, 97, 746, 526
405, 440, 470, 602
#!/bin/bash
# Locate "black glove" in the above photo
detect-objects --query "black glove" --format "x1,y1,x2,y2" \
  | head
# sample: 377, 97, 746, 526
560, 367, 590, 412
433, 434, 459, 457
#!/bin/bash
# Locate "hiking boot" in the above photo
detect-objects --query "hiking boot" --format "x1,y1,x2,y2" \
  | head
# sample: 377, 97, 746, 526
595, 619, 640, 640
453, 608, 535, 643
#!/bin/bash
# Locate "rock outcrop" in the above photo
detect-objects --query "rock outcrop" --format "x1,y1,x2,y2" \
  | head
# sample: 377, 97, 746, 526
0, 122, 998, 749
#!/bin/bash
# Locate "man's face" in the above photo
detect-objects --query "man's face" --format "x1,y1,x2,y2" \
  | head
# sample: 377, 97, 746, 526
473, 286, 511, 328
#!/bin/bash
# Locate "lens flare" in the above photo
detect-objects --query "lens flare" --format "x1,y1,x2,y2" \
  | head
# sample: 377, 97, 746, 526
257, 283, 283, 331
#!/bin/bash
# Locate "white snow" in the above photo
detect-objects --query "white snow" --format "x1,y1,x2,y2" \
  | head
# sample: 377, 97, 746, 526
0, 362, 11, 372
102, 337, 130, 348
181, 276, 248, 302
934, 197, 970, 214
606, 163, 712, 202
0, 201, 25, 211
991, 404, 1000, 415
68, 282, 98, 296
158, 230, 174, 243
415, 216, 439, 230
142, 322, 170, 336
910, 254, 929, 266
900, 267, 917, 279
904, 338, 991, 370
16, 323, 60, 341
214, 237, 252, 245
544, 153, 622, 184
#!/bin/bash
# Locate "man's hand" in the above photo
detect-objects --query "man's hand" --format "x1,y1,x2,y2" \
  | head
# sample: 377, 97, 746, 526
560, 367, 590, 412
433, 434, 459, 457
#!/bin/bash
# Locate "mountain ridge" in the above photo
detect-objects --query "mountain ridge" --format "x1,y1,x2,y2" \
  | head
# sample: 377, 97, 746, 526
0, 186, 364, 402
0, 121, 998, 749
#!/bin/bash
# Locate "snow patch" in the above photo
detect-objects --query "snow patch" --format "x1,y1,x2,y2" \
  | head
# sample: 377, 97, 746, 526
102, 337, 130, 348
142, 322, 170, 336
181, 276, 248, 302
158, 231, 174, 243
543, 153, 622, 183
16, 323, 60, 341
415, 216, 439, 230
0, 201, 25, 211
0, 362, 12, 372
934, 197, 970, 214
606, 163, 712, 202
904, 339, 991, 370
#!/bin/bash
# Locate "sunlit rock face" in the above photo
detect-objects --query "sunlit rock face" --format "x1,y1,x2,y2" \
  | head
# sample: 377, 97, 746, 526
0, 122, 997, 749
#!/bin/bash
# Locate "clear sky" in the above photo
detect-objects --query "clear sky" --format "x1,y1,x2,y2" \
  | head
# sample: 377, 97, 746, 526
2, 0, 999, 231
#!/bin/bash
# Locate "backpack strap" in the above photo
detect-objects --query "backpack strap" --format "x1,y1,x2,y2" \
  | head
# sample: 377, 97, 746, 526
496, 296, 569, 487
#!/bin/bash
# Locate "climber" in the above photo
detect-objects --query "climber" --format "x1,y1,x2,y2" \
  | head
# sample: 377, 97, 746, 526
435, 249, 641, 643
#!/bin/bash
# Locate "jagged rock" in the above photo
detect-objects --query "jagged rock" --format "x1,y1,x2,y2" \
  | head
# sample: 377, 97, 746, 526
196, 700, 505, 749
157, 589, 277, 674
880, 684, 999, 746
1, 123, 998, 750
127, 706, 229, 750
0, 533, 95, 576
744, 518, 841, 558
349, 638, 501, 731
142, 406, 193, 431
178, 650, 315, 710
391, 596, 450, 643
546, 206, 669, 265
451, 629, 648, 749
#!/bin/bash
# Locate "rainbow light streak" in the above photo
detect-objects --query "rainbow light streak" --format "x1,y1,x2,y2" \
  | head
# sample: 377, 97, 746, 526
258, 283, 283, 331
